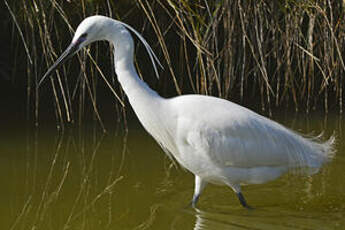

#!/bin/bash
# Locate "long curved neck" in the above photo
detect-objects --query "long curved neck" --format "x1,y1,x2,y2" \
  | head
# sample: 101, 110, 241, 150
104, 21, 166, 138
106, 23, 162, 106
104, 20, 178, 162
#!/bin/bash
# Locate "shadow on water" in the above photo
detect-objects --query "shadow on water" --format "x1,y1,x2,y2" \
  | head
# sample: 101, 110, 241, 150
1, 113, 345, 229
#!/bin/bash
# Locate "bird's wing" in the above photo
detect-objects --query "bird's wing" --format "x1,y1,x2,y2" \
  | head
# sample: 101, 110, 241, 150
174, 95, 307, 168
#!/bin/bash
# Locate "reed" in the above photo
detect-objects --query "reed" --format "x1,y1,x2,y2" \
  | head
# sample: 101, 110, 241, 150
6, 0, 345, 129
149, 0, 345, 115
5, 0, 131, 130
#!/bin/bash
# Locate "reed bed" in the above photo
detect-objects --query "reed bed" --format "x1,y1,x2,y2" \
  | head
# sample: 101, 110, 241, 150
146, 0, 345, 116
5, 0, 345, 129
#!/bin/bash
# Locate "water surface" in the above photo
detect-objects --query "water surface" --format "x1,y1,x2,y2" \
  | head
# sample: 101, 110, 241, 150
0, 113, 344, 229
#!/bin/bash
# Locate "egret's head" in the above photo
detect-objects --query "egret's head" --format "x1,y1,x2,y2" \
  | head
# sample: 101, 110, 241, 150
39, 15, 161, 86
72, 16, 115, 47
38, 16, 114, 86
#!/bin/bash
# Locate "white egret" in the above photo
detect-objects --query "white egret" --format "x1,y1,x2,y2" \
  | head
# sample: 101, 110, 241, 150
40, 15, 335, 208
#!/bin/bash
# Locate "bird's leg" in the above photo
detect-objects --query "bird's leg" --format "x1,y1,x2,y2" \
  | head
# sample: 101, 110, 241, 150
229, 183, 253, 209
190, 175, 207, 208
236, 192, 252, 209
191, 194, 200, 209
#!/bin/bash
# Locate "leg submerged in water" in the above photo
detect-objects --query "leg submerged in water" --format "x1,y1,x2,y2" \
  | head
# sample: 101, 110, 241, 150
229, 183, 253, 209
190, 175, 207, 208
236, 192, 252, 209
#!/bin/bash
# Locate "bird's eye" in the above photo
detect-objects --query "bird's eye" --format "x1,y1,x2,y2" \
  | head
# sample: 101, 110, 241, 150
76, 33, 88, 45
80, 33, 88, 39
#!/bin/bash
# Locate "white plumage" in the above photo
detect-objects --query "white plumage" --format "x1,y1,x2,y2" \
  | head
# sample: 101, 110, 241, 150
40, 15, 335, 208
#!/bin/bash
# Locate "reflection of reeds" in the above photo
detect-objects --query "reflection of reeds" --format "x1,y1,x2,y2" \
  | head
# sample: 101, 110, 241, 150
6, 0, 345, 129
10, 127, 126, 229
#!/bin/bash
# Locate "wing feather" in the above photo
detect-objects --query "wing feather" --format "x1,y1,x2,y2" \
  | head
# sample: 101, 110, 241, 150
172, 95, 333, 170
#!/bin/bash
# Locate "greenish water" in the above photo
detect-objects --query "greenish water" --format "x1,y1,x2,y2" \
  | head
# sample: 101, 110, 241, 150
0, 113, 344, 230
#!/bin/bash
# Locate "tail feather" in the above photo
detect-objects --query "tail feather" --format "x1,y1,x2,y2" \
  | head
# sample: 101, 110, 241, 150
311, 132, 336, 162
300, 132, 336, 175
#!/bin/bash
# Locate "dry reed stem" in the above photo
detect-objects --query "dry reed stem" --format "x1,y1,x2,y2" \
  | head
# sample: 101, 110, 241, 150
7, 0, 345, 127
138, 0, 182, 95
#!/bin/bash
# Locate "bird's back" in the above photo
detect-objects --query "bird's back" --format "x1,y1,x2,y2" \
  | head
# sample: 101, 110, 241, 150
167, 94, 335, 175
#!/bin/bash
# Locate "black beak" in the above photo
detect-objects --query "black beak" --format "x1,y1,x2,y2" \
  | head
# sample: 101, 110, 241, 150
38, 42, 80, 87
